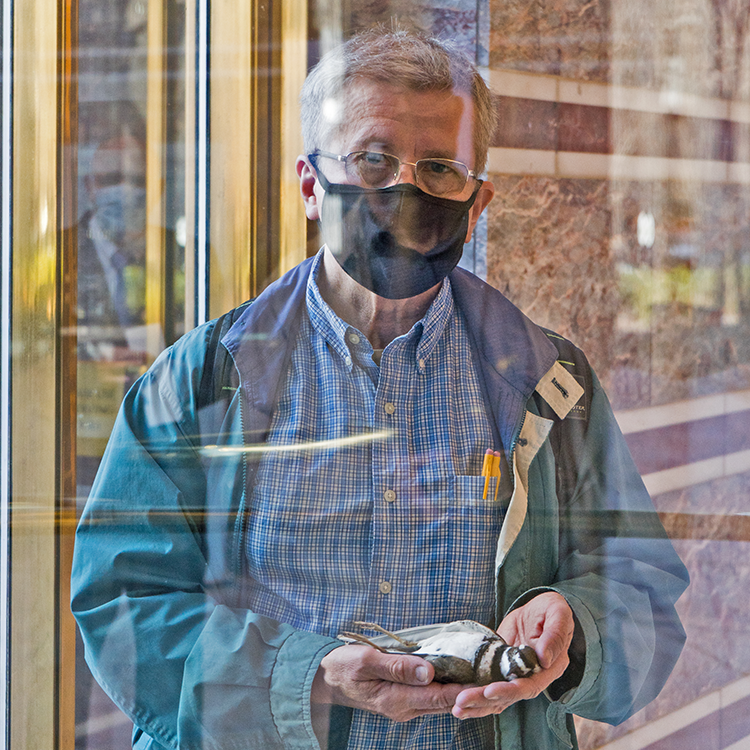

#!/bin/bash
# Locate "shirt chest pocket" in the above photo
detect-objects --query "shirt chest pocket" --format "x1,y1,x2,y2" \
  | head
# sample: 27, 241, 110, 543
448, 475, 507, 558
416, 475, 507, 621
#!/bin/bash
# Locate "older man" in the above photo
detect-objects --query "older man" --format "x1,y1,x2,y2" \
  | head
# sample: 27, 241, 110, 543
72, 28, 688, 750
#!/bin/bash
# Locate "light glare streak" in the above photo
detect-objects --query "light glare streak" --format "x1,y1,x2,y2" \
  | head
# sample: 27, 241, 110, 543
201, 429, 392, 456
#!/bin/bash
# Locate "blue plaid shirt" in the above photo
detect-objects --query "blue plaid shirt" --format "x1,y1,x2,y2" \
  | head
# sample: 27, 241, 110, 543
246, 251, 506, 749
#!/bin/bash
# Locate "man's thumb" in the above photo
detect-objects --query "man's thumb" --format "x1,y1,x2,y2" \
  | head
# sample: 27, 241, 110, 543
369, 652, 434, 685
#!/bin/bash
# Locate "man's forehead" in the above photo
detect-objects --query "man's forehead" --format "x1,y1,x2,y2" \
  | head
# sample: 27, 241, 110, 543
338, 77, 471, 109
323, 79, 474, 151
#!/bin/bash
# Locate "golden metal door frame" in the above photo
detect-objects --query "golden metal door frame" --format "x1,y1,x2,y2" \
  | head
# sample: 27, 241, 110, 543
208, 0, 307, 318
9, 0, 77, 746
3, 0, 308, 747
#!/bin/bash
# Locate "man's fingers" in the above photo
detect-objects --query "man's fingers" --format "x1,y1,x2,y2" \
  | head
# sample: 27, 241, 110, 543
534, 610, 574, 669
452, 684, 513, 720
536, 625, 570, 669
315, 646, 464, 721
453, 678, 543, 720
390, 682, 465, 716
497, 592, 575, 670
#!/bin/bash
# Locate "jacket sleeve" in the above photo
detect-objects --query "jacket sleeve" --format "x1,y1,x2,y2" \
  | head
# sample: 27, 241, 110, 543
507, 369, 689, 744
71, 325, 340, 750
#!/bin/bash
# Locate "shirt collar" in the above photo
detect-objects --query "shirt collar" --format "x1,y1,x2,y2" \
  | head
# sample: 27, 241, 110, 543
306, 250, 356, 367
414, 278, 453, 367
306, 248, 454, 370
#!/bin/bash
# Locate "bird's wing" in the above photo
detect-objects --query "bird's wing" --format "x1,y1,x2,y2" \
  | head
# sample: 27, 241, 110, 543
422, 654, 476, 684
360, 620, 499, 649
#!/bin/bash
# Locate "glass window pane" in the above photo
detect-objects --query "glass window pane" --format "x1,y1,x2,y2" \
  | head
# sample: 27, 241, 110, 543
61, 4, 750, 750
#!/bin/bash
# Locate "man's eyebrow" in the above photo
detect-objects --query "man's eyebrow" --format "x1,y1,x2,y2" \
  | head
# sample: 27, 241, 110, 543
347, 137, 393, 153
351, 143, 460, 161
420, 149, 458, 160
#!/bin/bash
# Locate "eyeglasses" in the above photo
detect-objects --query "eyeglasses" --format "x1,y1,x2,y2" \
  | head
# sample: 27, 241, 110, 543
310, 150, 480, 198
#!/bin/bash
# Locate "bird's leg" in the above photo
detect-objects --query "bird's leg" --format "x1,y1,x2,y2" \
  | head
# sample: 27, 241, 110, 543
337, 631, 391, 653
352, 621, 420, 649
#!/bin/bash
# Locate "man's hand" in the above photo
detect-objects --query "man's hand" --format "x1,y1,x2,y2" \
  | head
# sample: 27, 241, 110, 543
452, 592, 575, 720
311, 644, 465, 722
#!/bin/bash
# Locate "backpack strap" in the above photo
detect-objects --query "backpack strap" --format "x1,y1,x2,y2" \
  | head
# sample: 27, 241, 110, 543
197, 300, 252, 412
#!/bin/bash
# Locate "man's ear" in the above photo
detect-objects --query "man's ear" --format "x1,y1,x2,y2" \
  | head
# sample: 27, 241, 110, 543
297, 156, 320, 221
465, 179, 495, 243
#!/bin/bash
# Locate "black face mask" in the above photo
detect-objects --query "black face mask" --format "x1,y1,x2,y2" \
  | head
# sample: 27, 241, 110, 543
316, 170, 480, 299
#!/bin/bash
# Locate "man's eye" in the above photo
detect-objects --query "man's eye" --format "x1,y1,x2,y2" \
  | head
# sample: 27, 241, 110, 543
361, 152, 388, 166
424, 161, 455, 175
427, 161, 448, 173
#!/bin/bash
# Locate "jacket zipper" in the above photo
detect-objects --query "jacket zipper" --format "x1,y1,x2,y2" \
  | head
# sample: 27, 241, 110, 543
507, 407, 528, 496
230, 359, 249, 606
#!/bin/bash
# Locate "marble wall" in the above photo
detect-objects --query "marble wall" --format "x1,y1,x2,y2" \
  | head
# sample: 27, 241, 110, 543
486, 175, 619, 380
490, 0, 611, 82
485, 1, 750, 747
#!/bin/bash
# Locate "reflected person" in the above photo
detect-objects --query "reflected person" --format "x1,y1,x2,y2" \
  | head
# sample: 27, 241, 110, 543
72, 28, 689, 750
78, 134, 147, 360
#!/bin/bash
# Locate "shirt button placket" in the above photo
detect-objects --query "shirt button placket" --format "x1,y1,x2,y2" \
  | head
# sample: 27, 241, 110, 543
372, 379, 398, 620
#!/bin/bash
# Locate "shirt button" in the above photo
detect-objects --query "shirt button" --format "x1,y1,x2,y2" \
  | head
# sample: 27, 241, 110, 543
379, 581, 392, 595
383, 489, 396, 503
348, 333, 361, 345
344, 356, 352, 367
384, 402, 396, 415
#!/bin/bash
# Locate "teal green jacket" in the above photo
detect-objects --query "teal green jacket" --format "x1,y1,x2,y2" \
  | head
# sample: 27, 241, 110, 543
71, 259, 688, 749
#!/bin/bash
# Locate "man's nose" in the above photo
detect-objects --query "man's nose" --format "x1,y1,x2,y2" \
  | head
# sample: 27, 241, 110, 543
393, 160, 419, 187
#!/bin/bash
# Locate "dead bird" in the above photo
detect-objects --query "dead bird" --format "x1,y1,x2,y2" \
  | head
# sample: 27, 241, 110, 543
338, 620, 541, 685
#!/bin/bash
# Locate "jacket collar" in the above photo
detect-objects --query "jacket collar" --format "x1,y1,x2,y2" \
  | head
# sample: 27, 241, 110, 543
450, 267, 557, 401
450, 267, 557, 453
223, 259, 557, 451
222, 257, 314, 439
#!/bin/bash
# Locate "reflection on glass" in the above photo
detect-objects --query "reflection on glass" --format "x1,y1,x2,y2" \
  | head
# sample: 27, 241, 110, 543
63, 2, 750, 750
79, 134, 147, 343
75, 0, 186, 746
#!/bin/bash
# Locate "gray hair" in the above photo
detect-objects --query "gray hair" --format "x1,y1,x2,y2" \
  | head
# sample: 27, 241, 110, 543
300, 28, 497, 174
